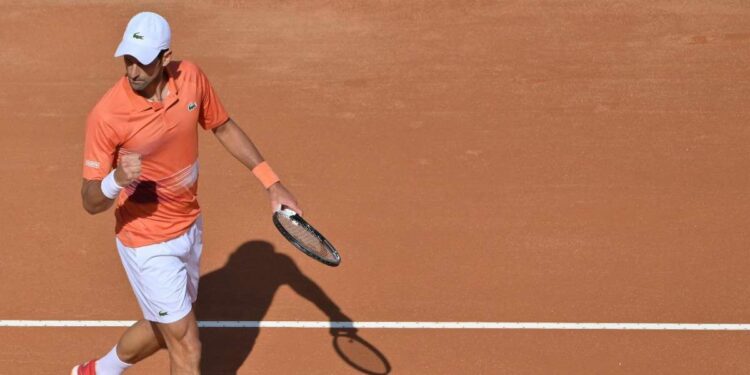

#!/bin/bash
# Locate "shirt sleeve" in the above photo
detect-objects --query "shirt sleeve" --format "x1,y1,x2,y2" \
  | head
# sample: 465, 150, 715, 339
197, 67, 230, 130
82, 111, 119, 180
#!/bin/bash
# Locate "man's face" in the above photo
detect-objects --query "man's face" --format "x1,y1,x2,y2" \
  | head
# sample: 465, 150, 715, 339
123, 51, 170, 92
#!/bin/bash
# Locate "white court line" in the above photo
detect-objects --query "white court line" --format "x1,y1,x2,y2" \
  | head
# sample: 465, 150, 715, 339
0, 321, 749, 330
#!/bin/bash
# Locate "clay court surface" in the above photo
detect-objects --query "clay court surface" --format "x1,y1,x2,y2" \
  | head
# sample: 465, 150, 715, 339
1, 0, 749, 373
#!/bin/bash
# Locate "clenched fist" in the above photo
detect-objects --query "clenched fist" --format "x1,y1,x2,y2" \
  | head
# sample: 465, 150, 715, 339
114, 153, 142, 187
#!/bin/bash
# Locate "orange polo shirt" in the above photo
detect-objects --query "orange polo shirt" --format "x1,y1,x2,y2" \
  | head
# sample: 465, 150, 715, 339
82, 60, 229, 248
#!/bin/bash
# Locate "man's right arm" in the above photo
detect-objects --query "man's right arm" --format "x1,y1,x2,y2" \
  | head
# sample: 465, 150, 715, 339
81, 153, 142, 215
81, 179, 115, 215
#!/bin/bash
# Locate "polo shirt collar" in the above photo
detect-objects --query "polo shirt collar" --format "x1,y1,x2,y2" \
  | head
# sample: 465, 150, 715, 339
122, 69, 179, 112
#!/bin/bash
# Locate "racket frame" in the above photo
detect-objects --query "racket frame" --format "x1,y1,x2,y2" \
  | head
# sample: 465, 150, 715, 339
272, 210, 341, 267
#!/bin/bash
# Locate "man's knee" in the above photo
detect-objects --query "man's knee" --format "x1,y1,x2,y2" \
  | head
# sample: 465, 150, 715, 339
182, 334, 202, 359
171, 334, 201, 371
158, 314, 202, 364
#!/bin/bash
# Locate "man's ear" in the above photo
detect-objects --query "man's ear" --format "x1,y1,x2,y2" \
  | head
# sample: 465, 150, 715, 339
162, 49, 173, 65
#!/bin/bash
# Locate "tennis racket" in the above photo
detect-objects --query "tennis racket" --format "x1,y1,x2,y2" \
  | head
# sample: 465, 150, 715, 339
272, 208, 341, 266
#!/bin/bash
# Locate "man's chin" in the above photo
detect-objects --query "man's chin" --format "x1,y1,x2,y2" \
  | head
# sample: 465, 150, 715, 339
128, 81, 148, 91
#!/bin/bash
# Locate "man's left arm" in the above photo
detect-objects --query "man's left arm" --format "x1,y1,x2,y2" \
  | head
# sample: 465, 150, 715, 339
212, 118, 303, 214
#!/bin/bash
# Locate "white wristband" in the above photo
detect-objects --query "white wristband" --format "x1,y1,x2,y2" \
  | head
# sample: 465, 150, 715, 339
101, 170, 124, 199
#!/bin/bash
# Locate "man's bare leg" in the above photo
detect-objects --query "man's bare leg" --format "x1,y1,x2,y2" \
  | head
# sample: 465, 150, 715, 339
116, 319, 168, 363
156, 310, 202, 374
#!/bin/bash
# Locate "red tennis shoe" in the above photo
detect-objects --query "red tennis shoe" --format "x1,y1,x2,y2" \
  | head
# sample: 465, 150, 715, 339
71, 360, 97, 375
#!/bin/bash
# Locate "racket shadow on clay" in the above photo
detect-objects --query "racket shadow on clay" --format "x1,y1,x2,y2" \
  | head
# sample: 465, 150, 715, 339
195, 240, 391, 374
332, 330, 392, 375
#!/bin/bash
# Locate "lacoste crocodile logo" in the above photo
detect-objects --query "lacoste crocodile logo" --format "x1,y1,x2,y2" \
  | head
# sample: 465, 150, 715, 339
188, 102, 197, 111
158, 311, 168, 317
133, 32, 144, 40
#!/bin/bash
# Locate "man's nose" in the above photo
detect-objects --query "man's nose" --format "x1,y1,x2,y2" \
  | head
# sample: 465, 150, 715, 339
126, 64, 139, 78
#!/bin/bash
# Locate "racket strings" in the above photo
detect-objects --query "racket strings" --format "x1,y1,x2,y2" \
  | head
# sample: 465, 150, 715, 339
277, 216, 337, 262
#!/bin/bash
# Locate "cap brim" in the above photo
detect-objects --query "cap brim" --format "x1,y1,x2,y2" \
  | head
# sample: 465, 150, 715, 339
114, 39, 160, 65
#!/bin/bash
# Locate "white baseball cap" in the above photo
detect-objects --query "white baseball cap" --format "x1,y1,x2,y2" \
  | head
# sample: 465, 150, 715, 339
114, 12, 171, 65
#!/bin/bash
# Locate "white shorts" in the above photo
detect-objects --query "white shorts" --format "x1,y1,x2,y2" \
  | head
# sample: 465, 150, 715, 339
116, 216, 203, 324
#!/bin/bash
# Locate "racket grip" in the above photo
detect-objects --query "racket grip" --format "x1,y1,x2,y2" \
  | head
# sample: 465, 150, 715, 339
276, 206, 298, 217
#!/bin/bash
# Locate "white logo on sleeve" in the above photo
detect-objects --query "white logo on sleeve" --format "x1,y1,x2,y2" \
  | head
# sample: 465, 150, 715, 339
84, 160, 101, 169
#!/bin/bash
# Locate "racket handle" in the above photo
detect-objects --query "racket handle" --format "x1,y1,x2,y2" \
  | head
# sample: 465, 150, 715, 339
276, 206, 298, 217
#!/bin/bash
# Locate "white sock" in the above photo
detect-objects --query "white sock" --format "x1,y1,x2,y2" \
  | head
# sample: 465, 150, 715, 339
96, 345, 133, 375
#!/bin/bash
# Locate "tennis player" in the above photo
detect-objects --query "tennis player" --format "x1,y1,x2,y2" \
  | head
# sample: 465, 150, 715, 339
73, 12, 302, 375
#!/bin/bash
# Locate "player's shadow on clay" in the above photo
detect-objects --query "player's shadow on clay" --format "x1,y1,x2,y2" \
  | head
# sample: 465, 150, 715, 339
195, 240, 386, 374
